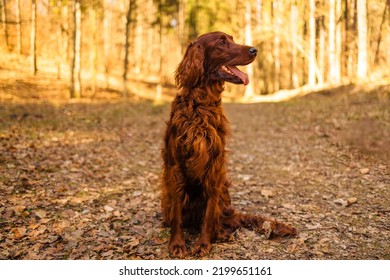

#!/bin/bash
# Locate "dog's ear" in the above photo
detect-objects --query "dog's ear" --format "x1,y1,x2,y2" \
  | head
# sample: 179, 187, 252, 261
175, 42, 205, 89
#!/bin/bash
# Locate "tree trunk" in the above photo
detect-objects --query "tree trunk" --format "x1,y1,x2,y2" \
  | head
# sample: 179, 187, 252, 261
90, 3, 97, 96
55, 0, 63, 79
374, 1, 388, 64
328, 0, 340, 83
178, 0, 187, 54
290, 1, 299, 88
70, 0, 81, 99
145, 0, 154, 75
357, 0, 368, 79
308, 0, 316, 85
61, 2, 69, 79
15, 0, 22, 54
31, 0, 37, 74
335, 0, 342, 80
387, 24, 390, 69
255, 0, 262, 30
344, 0, 350, 78
1, 0, 9, 50
134, 4, 143, 75
103, 0, 112, 89
155, 12, 163, 102
272, 0, 280, 92
346, 0, 357, 79
244, 0, 255, 99
318, 14, 325, 84
123, 0, 134, 97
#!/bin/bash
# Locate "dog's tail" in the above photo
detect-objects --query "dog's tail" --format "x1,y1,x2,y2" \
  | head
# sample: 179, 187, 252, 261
238, 212, 298, 239
219, 207, 298, 240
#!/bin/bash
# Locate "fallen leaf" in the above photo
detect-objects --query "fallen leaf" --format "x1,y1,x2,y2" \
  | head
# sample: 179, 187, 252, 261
315, 238, 331, 254
238, 174, 252, 181
39, 235, 59, 244
101, 250, 114, 257
104, 205, 114, 212
261, 189, 274, 198
314, 125, 329, 137
347, 197, 358, 206
360, 168, 369, 174
334, 198, 348, 207
29, 227, 47, 237
11, 227, 27, 239
288, 237, 307, 253
53, 221, 70, 235
35, 209, 46, 219
152, 238, 166, 245
63, 229, 84, 242
13, 205, 26, 215
28, 223, 40, 230
39, 218, 51, 224
21, 211, 30, 217
282, 203, 296, 210
124, 237, 140, 250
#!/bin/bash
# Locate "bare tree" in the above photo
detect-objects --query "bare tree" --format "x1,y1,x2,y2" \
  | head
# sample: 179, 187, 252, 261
178, 0, 187, 54
290, 0, 299, 88
55, 0, 67, 80
145, 0, 154, 76
15, 0, 22, 54
156, 9, 164, 102
123, 0, 135, 97
335, 0, 342, 80
328, 0, 341, 83
318, 11, 325, 84
344, 0, 354, 79
255, 0, 262, 30
357, 0, 368, 79
374, 1, 389, 64
308, 0, 316, 85
31, 0, 37, 74
133, 4, 143, 75
273, 0, 280, 92
1, 0, 9, 50
70, 0, 81, 98
103, 0, 112, 88
90, 1, 98, 96
244, 0, 255, 99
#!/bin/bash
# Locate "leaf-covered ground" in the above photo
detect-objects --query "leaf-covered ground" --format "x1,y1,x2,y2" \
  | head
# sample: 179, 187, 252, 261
0, 63, 389, 259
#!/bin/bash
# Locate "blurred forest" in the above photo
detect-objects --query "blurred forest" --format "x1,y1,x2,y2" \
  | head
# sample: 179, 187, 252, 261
0, 0, 389, 99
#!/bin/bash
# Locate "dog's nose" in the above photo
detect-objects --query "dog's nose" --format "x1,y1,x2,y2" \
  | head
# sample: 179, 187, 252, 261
249, 47, 258, 55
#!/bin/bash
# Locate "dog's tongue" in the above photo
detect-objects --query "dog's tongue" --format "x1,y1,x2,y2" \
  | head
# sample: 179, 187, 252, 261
227, 66, 249, 85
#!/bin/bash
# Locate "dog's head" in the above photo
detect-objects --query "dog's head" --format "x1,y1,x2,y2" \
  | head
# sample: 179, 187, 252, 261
175, 31, 257, 89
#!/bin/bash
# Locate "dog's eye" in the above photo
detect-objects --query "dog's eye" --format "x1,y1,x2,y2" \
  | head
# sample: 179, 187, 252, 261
219, 40, 227, 46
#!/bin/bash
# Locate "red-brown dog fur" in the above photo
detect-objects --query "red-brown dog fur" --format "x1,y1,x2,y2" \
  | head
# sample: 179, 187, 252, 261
161, 32, 297, 258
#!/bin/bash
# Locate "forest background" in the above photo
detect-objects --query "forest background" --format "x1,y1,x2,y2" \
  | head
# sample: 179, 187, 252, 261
1, 0, 389, 100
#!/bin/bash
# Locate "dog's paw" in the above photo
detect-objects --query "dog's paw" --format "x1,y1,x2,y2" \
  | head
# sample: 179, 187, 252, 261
192, 241, 212, 257
169, 241, 187, 258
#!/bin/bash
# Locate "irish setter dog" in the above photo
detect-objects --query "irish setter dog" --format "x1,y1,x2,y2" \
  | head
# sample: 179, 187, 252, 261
161, 31, 297, 258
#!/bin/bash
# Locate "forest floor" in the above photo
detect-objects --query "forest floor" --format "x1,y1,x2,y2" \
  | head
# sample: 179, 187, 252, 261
0, 58, 389, 260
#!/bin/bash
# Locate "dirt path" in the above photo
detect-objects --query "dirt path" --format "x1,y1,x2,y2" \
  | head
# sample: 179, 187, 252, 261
0, 65, 389, 259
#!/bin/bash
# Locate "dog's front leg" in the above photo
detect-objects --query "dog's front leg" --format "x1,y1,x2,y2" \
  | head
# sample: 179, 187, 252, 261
168, 197, 186, 258
192, 195, 218, 256
192, 170, 225, 257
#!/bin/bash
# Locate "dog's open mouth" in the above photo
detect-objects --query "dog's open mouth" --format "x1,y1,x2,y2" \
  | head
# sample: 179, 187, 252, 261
220, 65, 249, 85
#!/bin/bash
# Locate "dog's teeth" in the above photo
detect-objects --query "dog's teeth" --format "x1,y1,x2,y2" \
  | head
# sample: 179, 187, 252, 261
221, 66, 235, 76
